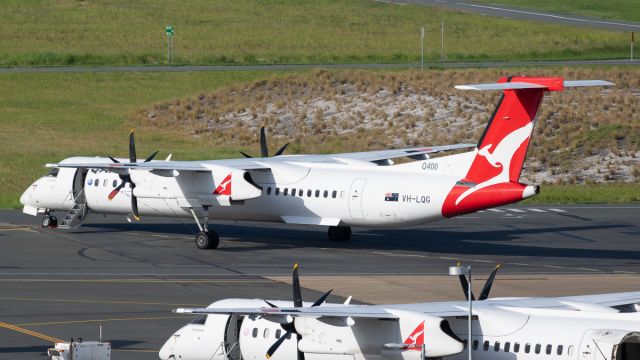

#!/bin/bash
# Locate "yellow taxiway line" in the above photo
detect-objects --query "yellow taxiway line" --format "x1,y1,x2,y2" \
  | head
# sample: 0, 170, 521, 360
0, 321, 63, 343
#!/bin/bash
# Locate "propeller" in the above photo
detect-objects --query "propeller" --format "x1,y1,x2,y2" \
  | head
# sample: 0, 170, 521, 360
107, 129, 159, 220
456, 262, 501, 301
265, 263, 333, 360
241, 126, 289, 158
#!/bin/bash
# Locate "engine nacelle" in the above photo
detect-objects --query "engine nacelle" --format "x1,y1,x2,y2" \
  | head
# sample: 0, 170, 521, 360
381, 310, 464, 359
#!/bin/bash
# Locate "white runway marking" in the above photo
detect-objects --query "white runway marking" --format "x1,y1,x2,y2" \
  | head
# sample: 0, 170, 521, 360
488, 208, 504, 213
506, 208, 525, 213
549, 208, 568, 213
527, 208, 547, 212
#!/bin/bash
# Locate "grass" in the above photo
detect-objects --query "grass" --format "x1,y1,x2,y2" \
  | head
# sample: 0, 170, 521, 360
473, 0, 640, 23
0, 70, 282, 208
524, 183, 640, 204
0, 0, 632, 67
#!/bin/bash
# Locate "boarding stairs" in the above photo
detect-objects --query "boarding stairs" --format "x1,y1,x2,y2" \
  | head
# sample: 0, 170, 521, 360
58, 190, 88, 229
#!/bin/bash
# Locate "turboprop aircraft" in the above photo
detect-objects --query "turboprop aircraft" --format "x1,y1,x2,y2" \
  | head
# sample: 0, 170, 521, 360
20, 77, 613, 249
160, 264, 640, 360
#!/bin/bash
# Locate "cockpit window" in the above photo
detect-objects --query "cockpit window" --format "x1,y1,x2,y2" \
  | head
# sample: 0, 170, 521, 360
46, 168, 59, 177
190, 314, 207, 325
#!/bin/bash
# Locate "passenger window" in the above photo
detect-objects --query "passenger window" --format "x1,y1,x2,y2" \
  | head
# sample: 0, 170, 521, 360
504, 342, 510, 352
291, 188, 296, 196
494, 341, 500, 351
323, 190, 328, 198
514, 342, 520, 353
263, 328, 270, 339
275, 329, 281, 339
266, 187, 272, 195
525, 343, 531, 353
332, 190, 337, 198
87, 179, 93, 186
283, 188, 288, 196
298, 189, 303, 196
315, 190, 320, 197
546, 344, 552, 355
275, 187, 280, 195
557, 345, 563, 355
307, 189, 312, 197
568, 345, 574, 356
252, 328, 258, 338
473, 340, 479, 350
94, 179, 99, 187
483, 341, 489, 351
103, 179, 108, 187
535, 344, 541, 354
112, 179, 118, 187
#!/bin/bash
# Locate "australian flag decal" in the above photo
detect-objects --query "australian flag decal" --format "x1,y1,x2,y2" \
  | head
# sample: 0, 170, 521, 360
385, 192, 399, 202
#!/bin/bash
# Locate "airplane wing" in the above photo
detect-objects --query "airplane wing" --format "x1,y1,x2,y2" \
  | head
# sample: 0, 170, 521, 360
488, 291, 640, 310
45, 143, 475, 171
175, 305, 399, 319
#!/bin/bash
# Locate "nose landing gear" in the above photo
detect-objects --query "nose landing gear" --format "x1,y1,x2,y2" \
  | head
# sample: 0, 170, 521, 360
41, 214, 58, 228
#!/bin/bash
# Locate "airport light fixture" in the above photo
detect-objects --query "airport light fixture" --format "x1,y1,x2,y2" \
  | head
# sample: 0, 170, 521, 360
449, 265, 472, 360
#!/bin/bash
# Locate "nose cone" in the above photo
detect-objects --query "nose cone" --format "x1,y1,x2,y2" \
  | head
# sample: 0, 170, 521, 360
20, 186, 33, 206
158, 337, 174, 360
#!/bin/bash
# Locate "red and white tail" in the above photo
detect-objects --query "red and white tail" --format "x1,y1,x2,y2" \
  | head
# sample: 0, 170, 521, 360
442, 77, 613, 217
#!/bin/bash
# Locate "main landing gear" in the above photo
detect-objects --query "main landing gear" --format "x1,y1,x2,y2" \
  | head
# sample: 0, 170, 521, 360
41, 214, 57, 228
328, 226, 351, 242
190, 207, 220, 250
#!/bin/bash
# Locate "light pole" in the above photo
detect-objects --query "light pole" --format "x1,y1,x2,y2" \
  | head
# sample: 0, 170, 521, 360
449, 265, 472, 360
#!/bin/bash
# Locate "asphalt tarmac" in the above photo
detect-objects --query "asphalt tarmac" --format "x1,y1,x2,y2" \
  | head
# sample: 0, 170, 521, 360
0, 204, 639, 359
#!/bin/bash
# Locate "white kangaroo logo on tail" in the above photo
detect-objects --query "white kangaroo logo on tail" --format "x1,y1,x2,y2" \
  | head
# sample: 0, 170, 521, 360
455, 122, 533, 205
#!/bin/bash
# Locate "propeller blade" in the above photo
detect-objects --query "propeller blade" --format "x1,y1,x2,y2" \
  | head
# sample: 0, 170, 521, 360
311, 289, 333, 307
144, 150, 159, 162
457, 262, 475, 301
266, 332, 289, 359
108, 156, 120, 164
478, 264, 501, 301
240, 151, 253, 158
260, 126, 269, 157
292, 263, 303, 308
107, 182, 126, 201
274, 142, 290, 156
131, 184, 140, 220
129, 129, 137, 163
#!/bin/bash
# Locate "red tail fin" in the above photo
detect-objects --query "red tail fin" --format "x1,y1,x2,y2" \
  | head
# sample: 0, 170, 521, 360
442, 76, 565, 217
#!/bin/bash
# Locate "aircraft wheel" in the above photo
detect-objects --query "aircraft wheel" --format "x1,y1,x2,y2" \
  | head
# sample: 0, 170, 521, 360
195, 231, 220, 249
41, 215, 51, 228
328, 226, 352, 242
50, 216, 58, 227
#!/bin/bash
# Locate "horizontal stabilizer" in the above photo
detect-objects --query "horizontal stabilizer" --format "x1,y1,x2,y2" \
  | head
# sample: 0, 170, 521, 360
456, 79, 614, 91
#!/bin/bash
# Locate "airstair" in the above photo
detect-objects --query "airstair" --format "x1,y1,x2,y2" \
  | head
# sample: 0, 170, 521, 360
58, 190, 88, 229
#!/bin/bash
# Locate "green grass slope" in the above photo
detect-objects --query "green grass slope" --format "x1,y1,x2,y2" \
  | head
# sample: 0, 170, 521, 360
0, 0, 631, 67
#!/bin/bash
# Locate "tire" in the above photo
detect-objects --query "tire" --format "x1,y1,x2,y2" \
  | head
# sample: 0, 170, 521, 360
41, 216, 51, 228
50, 216, 58, 227
328, 226, 352, 242
195, 231, 220, 249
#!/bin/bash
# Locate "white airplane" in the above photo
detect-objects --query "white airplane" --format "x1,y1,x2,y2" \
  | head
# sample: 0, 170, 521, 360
160, 263, 640, 360
19, 76, 613, 249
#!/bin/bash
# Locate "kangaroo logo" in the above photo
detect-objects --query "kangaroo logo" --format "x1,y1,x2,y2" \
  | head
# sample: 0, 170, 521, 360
455, 122, 533, 205
213, 173, 232, 195
403, 321, 425, 349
